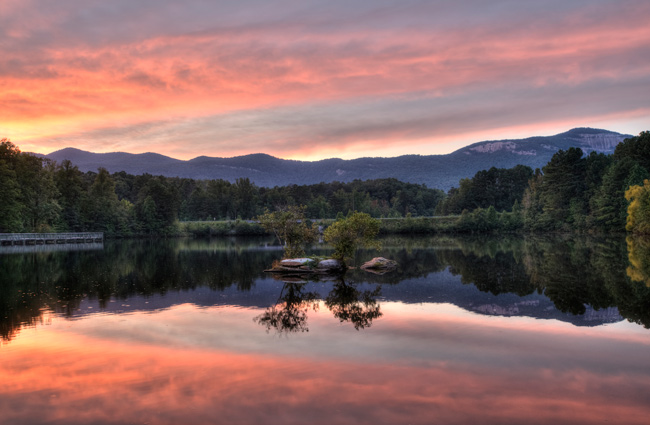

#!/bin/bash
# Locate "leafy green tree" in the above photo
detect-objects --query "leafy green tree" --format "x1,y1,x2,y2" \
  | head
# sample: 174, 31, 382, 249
86, 168, 121, 234
438, 165, 533, 215
206, 179, 233, 219
0, 140, 24, 231
324, 212, 381, 263
522, 148, 589, 231
258, 205, 317, 258
54, 160, 86, 231
613, 131, 650, 171
1, 139, 63, 232
234, 177, 258, 219
0, 160, 22, 232
17, 157, 61, 232
135, 176, 181, 233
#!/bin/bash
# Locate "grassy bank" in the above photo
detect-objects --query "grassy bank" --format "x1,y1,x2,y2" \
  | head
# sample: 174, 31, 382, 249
178, 210, 523, 238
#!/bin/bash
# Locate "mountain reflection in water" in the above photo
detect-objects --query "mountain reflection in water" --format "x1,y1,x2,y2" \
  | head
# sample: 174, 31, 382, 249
1, 235, 650, 424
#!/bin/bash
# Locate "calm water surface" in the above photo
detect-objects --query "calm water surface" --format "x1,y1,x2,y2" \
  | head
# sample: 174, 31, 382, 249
1, 235, 650, 425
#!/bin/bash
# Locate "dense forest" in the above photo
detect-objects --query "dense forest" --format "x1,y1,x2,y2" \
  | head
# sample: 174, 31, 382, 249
436, 165, 534, 214
521, 131, 650, 233
0, 138, 444, 235
1, 131, 648, 236
431, 131, 650, 234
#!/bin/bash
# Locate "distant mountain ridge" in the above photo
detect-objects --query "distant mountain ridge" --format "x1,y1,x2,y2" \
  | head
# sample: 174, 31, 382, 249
44, 128, 631, 191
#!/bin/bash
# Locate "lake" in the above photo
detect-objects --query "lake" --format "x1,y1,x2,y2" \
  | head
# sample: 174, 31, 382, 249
1, 235, 649, 425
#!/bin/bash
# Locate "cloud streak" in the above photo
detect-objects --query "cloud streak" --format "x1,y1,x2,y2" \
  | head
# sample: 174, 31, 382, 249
1, 0, 648, 159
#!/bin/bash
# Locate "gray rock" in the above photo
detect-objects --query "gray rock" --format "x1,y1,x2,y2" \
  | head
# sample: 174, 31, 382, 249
280, 258, 315, 267
317, 259, 345, 271
361, 257, 397, 274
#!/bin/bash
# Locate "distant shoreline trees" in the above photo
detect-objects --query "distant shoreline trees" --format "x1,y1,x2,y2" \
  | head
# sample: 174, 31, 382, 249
0, 138, 444, 235
1, 131, 648, 236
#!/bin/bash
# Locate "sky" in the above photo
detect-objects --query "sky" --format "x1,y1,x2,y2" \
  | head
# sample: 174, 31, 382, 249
1, 0, 649, 161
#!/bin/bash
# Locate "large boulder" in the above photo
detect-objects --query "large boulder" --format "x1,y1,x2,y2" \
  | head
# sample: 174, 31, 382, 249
317, 259, 345, 273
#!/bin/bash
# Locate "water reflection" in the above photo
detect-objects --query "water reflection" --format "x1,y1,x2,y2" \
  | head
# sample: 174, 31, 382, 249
3, 305, 649, 425
255, 280, 320, 333
3, 235, 650, 424
627, 236, 650, 287
255, 277, 382, 333
2, 235, 650, 344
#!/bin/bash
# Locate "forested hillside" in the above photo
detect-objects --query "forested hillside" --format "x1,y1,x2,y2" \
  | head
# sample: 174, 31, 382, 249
44, 128, 630, 191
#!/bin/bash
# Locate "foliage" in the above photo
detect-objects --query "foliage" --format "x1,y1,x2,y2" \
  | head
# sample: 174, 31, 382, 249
521, 132, 650, 233
258, 206, 317, 258
613, 131, 650, 171
0, 143, 23, 232
3, 131, 649, 236
437, 165, 533, 214
323, 212, 381, 262
625, 180, 650, 234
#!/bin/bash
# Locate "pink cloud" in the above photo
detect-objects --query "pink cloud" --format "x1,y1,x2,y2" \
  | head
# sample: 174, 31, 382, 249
1, 0, 648, 159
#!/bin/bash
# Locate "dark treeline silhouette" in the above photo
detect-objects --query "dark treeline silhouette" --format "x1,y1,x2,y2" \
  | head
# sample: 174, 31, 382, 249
0, 139, 444, 235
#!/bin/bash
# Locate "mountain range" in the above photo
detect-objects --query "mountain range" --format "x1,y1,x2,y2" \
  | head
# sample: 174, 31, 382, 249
44, 127, 631, 191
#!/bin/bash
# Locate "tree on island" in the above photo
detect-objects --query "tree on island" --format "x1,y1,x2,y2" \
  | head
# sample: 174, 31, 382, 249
324, 212, 381, 264
258, 205, 317, 259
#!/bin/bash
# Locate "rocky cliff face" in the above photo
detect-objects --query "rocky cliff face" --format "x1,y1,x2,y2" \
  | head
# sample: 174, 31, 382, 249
571, 132, 626, 153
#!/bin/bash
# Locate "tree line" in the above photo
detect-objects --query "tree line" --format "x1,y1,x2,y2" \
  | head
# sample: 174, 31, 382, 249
0, 139, 444, 235
521, 131, 650, 233
435, 131, 650, 234
1, 131, 648, 236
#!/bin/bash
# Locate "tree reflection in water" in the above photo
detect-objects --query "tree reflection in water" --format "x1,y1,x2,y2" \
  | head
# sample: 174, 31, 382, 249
325, 280, 382, 330
255, 277, 383, 334
254, 280, 320, 334
627, 236, 650, 287
4, 235, 650, 343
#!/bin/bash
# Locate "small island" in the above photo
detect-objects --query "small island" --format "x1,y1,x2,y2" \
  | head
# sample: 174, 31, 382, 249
259, 208, 396, 278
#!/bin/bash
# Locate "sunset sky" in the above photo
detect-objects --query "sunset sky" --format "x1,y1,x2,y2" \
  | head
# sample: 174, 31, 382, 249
1, 0, 649, 160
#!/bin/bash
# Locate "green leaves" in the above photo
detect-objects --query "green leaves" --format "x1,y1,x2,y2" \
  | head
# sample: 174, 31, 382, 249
323, 212, 381, 262
258, 205, 317, 259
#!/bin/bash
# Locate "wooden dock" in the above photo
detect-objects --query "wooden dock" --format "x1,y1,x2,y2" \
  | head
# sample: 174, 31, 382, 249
0, 232, 104, 246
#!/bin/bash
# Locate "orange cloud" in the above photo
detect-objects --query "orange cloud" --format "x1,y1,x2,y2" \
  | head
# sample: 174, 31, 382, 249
1, 1, 649, 159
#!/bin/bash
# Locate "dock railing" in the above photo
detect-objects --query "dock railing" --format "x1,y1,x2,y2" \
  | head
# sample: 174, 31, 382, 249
0, 232, 104, 246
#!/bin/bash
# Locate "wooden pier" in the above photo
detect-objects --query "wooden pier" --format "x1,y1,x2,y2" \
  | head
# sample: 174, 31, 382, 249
0, 232, 104, 246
